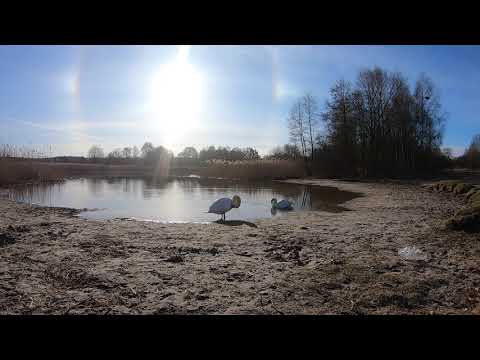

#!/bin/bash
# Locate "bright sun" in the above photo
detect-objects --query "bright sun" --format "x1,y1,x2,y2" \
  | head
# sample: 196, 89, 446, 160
147, 46, 204, 145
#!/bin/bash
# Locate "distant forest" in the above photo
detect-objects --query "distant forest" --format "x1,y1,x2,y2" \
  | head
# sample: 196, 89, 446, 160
454, 134, 480, 169
85, 143, 262, 167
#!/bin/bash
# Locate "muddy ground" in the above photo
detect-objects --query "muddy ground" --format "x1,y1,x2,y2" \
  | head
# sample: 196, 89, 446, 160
1, 179, 479, 314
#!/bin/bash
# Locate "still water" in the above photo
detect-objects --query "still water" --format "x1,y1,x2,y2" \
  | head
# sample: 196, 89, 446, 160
8, 177, 360, 222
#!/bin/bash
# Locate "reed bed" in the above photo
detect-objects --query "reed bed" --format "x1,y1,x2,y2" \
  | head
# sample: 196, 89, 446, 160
196, 159, 305, 180
0, 159, 155, 186
0, 159, 66, 186
0, 144, 54, 159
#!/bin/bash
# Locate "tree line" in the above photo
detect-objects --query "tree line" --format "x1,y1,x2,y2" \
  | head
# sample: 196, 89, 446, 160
87, 143, 261, 166
286, 66, 449, 177
454, 134, 480, 169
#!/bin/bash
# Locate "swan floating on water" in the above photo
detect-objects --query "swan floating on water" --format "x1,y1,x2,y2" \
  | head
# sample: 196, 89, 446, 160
271, 198, 293, 210
208, 195, 241, 221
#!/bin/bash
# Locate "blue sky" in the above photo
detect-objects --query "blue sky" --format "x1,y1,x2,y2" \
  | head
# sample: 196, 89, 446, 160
0, 45, 478, 157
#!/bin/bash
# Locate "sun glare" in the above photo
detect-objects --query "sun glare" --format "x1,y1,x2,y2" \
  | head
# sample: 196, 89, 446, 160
147, 46, 204, 145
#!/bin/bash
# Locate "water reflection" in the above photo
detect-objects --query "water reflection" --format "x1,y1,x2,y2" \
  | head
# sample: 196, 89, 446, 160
87, 178, 104, 196
9, 182, 64, 207
8, 177, 361, 222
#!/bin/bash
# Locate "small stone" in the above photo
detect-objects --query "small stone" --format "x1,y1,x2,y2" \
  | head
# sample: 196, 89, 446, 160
165, 255, 183, 263
0, 233, 15, 247
207, 248, 219, 255
234, 251, 252, 257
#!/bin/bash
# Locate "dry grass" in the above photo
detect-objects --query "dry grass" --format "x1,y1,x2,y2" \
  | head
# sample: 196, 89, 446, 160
197, 159, 305, 180
0, 159, 66, 186
0, 159, 156, 186
0, 144, 53, 159
37, 162, 150, 177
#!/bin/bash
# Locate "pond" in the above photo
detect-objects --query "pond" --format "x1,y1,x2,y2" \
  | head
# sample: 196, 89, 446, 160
8, 177, 361, 222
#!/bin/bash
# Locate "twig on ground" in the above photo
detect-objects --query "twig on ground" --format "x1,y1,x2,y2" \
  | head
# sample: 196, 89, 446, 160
64, 298, 89, 315
64, 230, 76, 238
270, 301, 285, 315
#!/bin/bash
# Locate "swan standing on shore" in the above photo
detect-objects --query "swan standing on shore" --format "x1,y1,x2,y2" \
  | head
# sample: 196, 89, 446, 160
271, 198, 293, 210
208, 195, 241, 221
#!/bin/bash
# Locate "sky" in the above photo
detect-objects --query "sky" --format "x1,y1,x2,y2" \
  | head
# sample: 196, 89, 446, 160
0, 45, 479, 157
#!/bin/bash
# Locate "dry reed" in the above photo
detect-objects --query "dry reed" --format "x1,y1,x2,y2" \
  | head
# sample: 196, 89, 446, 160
197, 159, 305, 180
0, 159, 66, 186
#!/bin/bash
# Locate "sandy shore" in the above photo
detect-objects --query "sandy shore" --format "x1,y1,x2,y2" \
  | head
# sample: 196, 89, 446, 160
1, 179, 479, 314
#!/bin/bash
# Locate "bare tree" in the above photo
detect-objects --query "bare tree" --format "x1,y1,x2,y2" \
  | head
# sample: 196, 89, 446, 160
108, 148, 123, 158
141, 142, 155, 158
464, 134, 480, 169
266, 144, 302, 160
318, 66, 446, 177
178, 146, 199, 159
322, 79, 357, 176
176, 146, 199, 167
288, 99, 308, 160
442, 147, 453, 160
243, 147, 260, 160
132, 146, 140, 158
87, 145, 104, 161
302, 93, 319, 161
469, 135, 480, 152
287, 93, 320, 174
122, 147, 132, 158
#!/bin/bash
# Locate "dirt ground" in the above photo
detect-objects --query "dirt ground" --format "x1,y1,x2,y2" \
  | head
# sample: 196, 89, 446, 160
1, 179, 479, 314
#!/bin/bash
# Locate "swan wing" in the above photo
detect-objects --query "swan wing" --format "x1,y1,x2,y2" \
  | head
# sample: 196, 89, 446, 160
208, 198, 233, 214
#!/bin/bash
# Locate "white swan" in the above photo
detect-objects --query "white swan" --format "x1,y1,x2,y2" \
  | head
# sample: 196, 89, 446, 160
208, 195, 241, 221
271, 198, 293, 210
